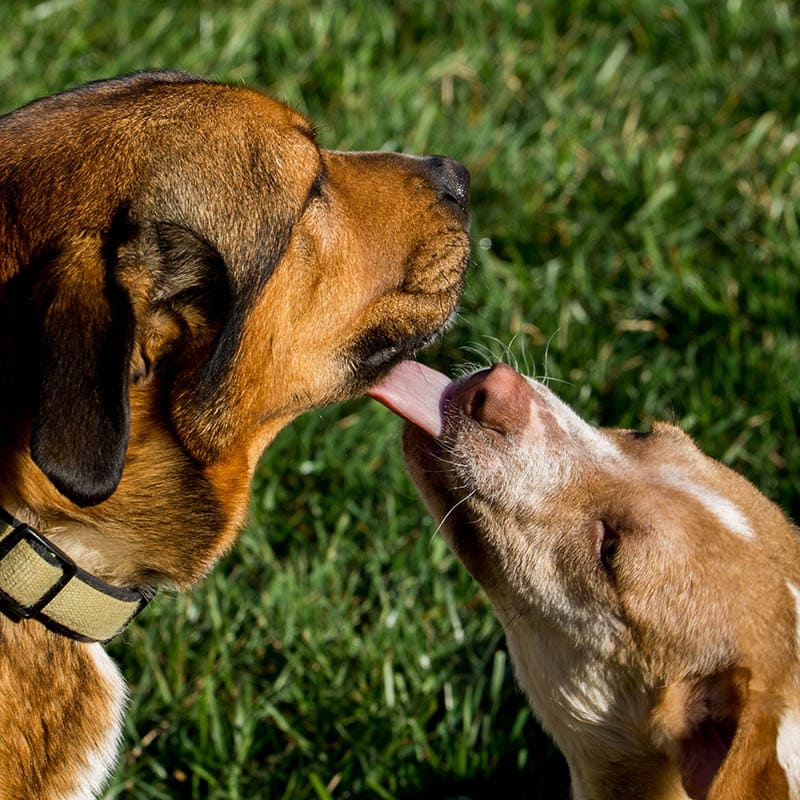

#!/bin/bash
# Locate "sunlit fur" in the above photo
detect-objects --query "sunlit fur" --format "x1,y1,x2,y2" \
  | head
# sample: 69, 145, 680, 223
404, 364, 800, 800
0, 72, 469, 797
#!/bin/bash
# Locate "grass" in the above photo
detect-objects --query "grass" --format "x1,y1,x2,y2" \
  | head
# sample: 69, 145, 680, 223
1, 1, 799, 797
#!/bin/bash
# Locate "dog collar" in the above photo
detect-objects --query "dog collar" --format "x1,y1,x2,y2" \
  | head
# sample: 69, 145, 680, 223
0, 506, 153, 643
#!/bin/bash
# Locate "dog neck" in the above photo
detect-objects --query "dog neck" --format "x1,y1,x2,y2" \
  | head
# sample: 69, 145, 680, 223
506, 610, 800, 799
503, 615, 688, 799
0, 502, 152, 642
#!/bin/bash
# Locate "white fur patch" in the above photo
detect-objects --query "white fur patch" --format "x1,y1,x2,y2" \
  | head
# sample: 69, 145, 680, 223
788, 582, 800, 658
508, 618, 619, 733
659, 467, 755, 540
777, 708, 800, 798
775, 584, 800, 796
557, 663, 617, 725
525, 379, 625, 466
62, 645, 127, 800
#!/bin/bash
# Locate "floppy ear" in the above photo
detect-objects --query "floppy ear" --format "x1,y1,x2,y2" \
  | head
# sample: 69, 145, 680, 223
707, 687, 789, 800
30, 235, 134, 508
652, 669, 790, 800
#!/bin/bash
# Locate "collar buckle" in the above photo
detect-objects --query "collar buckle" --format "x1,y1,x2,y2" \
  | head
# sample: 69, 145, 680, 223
0, 522, 78, 620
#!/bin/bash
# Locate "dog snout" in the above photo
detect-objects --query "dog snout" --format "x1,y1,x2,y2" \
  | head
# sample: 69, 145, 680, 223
449, 363, 532, 435
422, 155, 470, 214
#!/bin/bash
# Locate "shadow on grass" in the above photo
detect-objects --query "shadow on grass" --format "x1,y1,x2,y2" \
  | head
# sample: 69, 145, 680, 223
400, 729, 571, 800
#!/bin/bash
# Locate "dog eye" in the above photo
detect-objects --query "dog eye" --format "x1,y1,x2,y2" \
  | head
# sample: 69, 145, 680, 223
599, 521, 620, 574
307, 166, 327, 202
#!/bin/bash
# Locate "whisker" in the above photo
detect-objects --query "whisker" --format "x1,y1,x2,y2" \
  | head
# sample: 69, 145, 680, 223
519, 334, 532, 376
502, 609, 527, 634
419, 444, 469, 471
504, 333, 520, 371
432, 488, 477, 540
542, 330, 558, 385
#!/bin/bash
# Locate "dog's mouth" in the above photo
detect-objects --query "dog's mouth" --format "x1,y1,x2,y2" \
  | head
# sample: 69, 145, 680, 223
368, 359, 539, 512
368, 358, 458, 516
371, 362, 510, 587
347, 290, 464, 392
368, 359, 471, 524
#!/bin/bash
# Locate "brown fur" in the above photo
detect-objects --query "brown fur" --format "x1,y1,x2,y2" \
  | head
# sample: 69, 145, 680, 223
0, 71, 470, 796
0, 622, 124, 800
403, 364, 800, 800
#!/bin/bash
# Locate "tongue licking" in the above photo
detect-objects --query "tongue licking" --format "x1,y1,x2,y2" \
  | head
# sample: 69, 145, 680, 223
367, 360, 451, 438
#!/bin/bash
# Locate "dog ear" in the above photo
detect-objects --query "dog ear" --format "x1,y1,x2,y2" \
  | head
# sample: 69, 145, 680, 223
121, 220, 231, 386
652, 668, 790, 800
30, 219, 232, 507
705, 683, 790, 800
30, 235, 135, 508
116, 220, 234, 455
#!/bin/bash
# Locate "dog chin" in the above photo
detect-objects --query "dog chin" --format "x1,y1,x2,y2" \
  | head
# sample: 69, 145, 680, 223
401, 422, 488, 573
401, 422, 448, 506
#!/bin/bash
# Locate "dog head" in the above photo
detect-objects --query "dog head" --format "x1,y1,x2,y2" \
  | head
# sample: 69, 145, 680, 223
0, 72, 469, 586
377, 362, 800, 799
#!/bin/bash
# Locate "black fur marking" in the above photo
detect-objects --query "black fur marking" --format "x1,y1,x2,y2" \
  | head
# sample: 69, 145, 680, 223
153, 221, 231, 326
345, 325, 443, 391
303, 164, 327, 208
190, 212, 293, 412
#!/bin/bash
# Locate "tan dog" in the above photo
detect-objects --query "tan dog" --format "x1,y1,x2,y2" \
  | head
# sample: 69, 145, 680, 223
372, 361, 800, 799
0, 71, 470, 798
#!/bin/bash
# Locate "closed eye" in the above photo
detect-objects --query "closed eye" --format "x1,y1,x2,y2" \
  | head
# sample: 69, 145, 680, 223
306, 165, 327, 202
599, 520, 620, 575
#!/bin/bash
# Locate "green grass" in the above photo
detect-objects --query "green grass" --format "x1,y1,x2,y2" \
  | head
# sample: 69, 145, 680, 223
2, 1, 799, 797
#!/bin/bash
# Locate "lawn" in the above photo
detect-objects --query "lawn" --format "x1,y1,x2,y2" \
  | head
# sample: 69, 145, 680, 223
1, 1, 799, 798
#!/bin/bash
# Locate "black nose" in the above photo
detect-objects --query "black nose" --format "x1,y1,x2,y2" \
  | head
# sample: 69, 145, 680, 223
422, 155, 470, 214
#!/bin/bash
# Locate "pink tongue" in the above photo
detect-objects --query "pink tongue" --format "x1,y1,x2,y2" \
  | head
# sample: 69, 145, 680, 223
367, 360, 451, 438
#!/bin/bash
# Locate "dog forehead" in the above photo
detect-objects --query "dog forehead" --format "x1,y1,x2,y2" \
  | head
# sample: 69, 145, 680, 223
604, 424, 760, 540
1, 73, 324, 250
132, 83, 322, 284
138, 81, 320, 178
4, 71, 311, 141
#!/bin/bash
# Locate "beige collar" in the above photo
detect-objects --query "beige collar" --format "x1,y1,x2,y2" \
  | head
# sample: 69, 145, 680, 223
0, 507, 152, 642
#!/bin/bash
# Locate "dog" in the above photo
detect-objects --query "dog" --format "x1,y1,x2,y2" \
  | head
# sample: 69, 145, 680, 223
0, 71, 470, 799
371, 361, 800, 799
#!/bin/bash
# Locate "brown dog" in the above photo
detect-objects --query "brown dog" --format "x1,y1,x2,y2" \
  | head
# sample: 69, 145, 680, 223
372, 361, 800, 800
0, 71, 470, 798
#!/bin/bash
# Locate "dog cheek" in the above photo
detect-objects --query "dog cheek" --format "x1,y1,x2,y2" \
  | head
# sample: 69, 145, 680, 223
467, 510, 571, 620
621, 566, 735, 678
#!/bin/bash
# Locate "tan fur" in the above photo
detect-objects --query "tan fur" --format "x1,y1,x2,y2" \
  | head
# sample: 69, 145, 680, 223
403, 364, 800, 800
0, 72, 470, 796
0, 622, 124, 800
